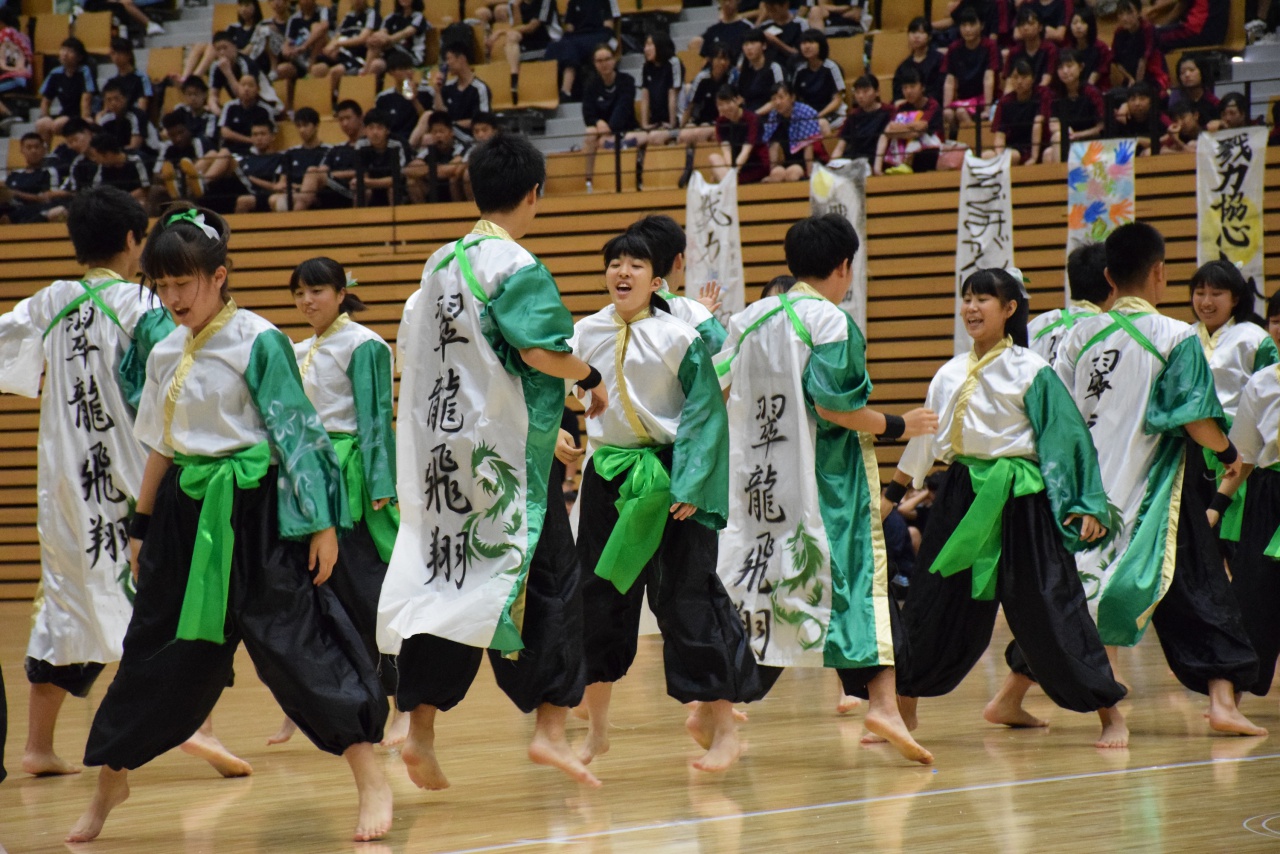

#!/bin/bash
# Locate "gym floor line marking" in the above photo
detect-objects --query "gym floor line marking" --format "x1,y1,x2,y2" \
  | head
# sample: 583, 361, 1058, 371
434, 752, 1280, 853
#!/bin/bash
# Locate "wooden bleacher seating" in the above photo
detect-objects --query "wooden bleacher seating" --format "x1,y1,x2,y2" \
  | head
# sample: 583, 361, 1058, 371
19, 0, 54, 15
146, 45, 186, 84
869, 29, 911, 102
515, 59, 558, 111
292, 76, 334, 115
615, 0, 683, 19
875, 0, 926, 34
829, 32, 865, 86
72, 10, 114, 56
212, 2, 241, 34
337, 72, 377, 108
473, 61, 514, 110
6, 138, 23, 169
1223, 0, 1247, 52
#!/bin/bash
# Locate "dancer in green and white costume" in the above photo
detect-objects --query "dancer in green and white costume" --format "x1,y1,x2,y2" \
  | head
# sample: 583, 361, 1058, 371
1026, 243, 1113, 366
626, 214, 727, 352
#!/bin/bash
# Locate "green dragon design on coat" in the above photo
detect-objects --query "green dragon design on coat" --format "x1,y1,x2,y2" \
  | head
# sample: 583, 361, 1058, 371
463, 442, 526, 566
771, 524, 826, 651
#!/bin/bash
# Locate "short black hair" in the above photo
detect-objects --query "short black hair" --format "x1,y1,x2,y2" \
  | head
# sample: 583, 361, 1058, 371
1220, 91, 1249, 117
61, 37, 86, 63
961, 268, 1030, 346
161, 110, 188, 130
61, 117, 92, 137
853, 73, 879, 91
770, 80, 795, 97
1169, 99, 1196, 118
67, 186, 148, 266
141, 203, 232, 294
897, 64, 922, 86
1267, 289, 1280, 320
181, 74, 209, 92
715, 83, 740, 101
294, 106, 320, 125
1008, 57, 1033, 78
1016, 4, 1042, 27
468, 133, 546, 214
89, 132, 123, 154
627, 214, 685, 279
742, 30, 766, 45
212, 29, 235, 44
427, 111, 452, 129
101, 78, 126, 97
335, 99, 364, 117
472, 111, 498, 128
1058, 47, 1081, 66
362, 107, 391, 128
1066, 242, 1110, 304
956, 6, 981, 25
443, 39, 472, 62
385, 50, 414, 71
109, 36, 134, 56
1191, 260, 1257, 324
20, 131, 43, 144
798, 29, 828, 60
1105, 221, 1165, 291
907, 15, 930, 33
785, 214, 859, 281
289, 256, 367, 314
761, 275, 795, 297
602, 230, 656, 267
1127, 80, 1154, 101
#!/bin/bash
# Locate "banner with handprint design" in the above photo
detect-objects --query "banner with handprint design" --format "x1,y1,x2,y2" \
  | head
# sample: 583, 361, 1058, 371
1197, 126, 1267, 293
1066, 139, 1136, 256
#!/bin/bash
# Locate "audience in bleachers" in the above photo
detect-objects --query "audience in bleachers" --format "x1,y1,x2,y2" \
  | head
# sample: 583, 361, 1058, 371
366, 0, 428, 77
873, 64, 941, 175
709, 83, 770, 182
0, 6, 32, 131
830, 72, 889, 162
893, 18, 944, 104
35, 38, 94, 144
1167, 54, 1220, 129
941, 6, 997, 139
754, 0, 807, 69
546, 0, 619, 100
580, 43, 634, 190
792, 29, 845, 129
987, 56, 1046, 164
1042, 47, 1104, 162
805, 0, 867, 38
318, 0, 380, 93
736, 29, 784, 111
691, 0, 754, 61
761, 79, 826, 181
1064, 6, 1111, 90
2, 133, 65, 222
629, 33, 683, 149
1004, 4, 1057, 92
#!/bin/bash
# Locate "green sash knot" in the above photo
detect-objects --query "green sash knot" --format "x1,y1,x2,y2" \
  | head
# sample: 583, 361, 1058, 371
592, 444, 673, 593
329, 432, 400, 562
929, 456, 1045, 601
173, 442, 272, 643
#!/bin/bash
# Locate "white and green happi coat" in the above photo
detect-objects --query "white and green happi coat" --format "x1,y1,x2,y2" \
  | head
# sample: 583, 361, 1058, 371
1233, 366, 1280, 471
657, 280, 728, 354
1056, 296, 1227, 647
1194, 319, 1278, 421
1027, 300, 1101, 366
0, 272, 171, 666
713, 285, 893, 669
378, 221, 574, 656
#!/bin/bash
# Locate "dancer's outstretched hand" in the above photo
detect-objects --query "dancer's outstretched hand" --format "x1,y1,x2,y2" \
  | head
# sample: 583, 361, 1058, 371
900, 408, 939, 440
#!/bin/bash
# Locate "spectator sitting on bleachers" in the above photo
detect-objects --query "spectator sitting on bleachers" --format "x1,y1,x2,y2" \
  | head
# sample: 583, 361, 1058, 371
295, 99, 364, 210
805, 0, 868, 37
1042, 48, 1104, 163
1217, 92, 1254, 130
366, 0, 429, 78
3, 134, 66, 224
277, 0, 334, 87
247, 0, 290, 77
986, 57, 1046, 165
269, 106, 330, 211
830, 73, 891, 163
154, 110, 219, 204
1064, 7, 1111, 91
580, 44, 636, 191
430, 42, 493, 140
761, 80, 826, 181
754, 0, 807, 69
218, 73, 276, 155
484, 0, 559, 102
1110, 0, 1168, 96
406, 111, 469, 201
46, 117, 94, 181
1003, 5, 1057, 93
171, 76, 217, 142
873, 64, 942, 175
354, 108, 409, 206
736, 30, 784, 112
894, 18, 945, 105
545, 0, 619, 100
0, 6, 31, 131
942, 7, 998, 140
71, 132, 151, 201
105, 37, 153, 113
689, 0, 753, 61
95, 78, 158, 165
1029, 0, 1070, 42
35, 38, 94, 145
792, 30, 845, 132
81, 0, 165, 38
1168, 54, 1220, 131
931, 0, 1000, 49
709, 84, 770, 183
1105, 80, 1167, 155
680, 45, 735, 149
209, 30, 285, 115
226, 0, 264, 55
628, 33, 684, 149
375, 51, 424, 145
1148, 0, 1227, 52
462, 113, 499, 199
318, 0, 381, 93
229, 121, 285, 212
1161, 99, 1202, 154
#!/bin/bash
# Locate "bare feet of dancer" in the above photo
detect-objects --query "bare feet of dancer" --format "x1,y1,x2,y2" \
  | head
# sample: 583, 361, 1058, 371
1095, 705, 1129, 748
837, 694, 863, 714
982, 673, 1049, 728
381, 707, 409, 747
345, 742, 393, 841
689, 700, 744, 772
1207, 679, 1268, 737
401, 705, 449, 790
23, 683, 80, 775
862, 670, 932, 764
577, 682, 612, 765
180, 717, 253, 777
861, 694, 918, 744
66, 767, 130, 842
267, 716, 297, 745
1105, 646, 1128, 692
528, 704, 602, 786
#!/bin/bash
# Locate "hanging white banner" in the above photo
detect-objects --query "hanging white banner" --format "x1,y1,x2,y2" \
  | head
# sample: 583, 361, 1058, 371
1198, 125, 1268, 294
954, 150, 1014, 355
685, 170, 745, 325
809, 160, 869, 333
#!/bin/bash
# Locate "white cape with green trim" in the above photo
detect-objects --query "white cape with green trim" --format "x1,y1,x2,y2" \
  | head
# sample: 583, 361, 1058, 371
378, 238, 534, 654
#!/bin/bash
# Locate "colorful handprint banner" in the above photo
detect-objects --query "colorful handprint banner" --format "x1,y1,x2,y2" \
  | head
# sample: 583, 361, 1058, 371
1066, 139, 1136, 253
1197, 126, 1267, 293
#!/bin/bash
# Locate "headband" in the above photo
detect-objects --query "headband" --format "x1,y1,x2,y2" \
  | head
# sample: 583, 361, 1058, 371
167, 209, 221, 243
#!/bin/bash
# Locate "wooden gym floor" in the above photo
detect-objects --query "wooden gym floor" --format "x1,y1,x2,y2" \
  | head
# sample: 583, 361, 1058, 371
1, 598, 1278, 853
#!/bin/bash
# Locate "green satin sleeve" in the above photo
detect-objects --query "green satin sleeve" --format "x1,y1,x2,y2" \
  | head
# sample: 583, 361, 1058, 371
1025, 366, 1118, 552
802, 313, 872, 414
672, 338, 730, 530
246, 330, 351, 539
484, 261, 573, 376
1254, 335, 1279, 372
117, 307, 174, 409
347, 338, 396, 502
1147, 334, 1227, 435
696, 315, 728, 354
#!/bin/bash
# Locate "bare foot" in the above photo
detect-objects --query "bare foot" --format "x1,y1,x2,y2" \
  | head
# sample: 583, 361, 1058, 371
67, 768, 129, 842
180, 729, 253, 778
22, 749, 81, 776
570, 703, 589, 721
837, 694, 863, 715
266, 717, 297, 746
353, 769, 394, 841
898, 695, 918, 732
401, 727, 449, 790
577, 728, 610, 765
381, 709, 410, 748
686, 707, 713, 750
863, 709, 934, 765
529, 732, 602, 787
1095, 707, 1129, 749
982, 695, 1049, 729
693, 726, 744, 772
731, 706, 749, 723
1208, 704, 1269, 737
860, 731, 887, 744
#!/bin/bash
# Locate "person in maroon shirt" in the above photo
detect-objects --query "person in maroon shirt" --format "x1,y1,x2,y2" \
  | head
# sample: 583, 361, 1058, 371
709, 84, 771, 183
942, 7, 999, 140
1064, 7, 1111, 91
1168, 55, 1221, 131
875, 64, 943, 175
1004, 5, 1058, 93
1043, 48, 1104, 163
1111, 0, 1169, 96
987, 58, 1046, 165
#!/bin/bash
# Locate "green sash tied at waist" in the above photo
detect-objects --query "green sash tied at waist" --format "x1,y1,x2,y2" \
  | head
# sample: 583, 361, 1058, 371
329, 432, 400, 562
929, 456, 1045, 601
173, 442, 272, 644
592, 444, 672, 594
1263, 462, 1280, 560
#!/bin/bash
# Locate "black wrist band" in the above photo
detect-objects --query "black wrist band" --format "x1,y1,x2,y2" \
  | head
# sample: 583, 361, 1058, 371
1209, 492, 1234, 515
884, 481, 908, 505
877, 414, 906, 441
1214, 441, 1239, 466
576, 365, 602, 391
128, 512, 151, 540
